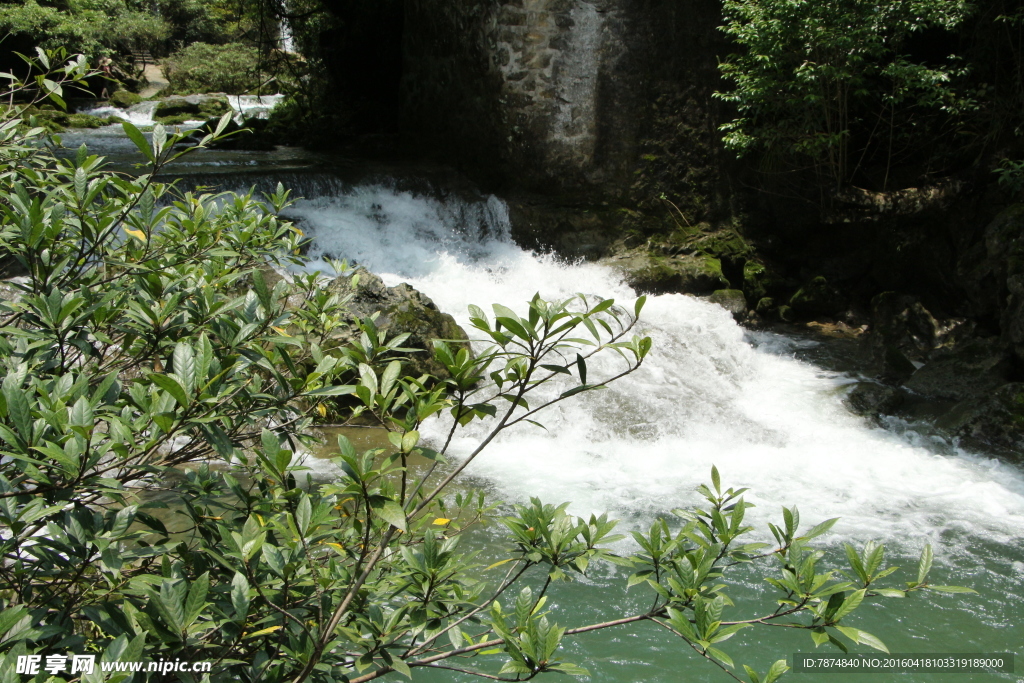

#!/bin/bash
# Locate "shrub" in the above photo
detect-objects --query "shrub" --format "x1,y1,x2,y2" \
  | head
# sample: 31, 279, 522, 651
162, 41, 261, 95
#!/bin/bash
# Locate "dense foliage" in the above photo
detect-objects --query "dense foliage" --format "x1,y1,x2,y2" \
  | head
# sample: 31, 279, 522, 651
0, 52, 973, 683
716, 0, 974, 193
0, 0, 170, 58
162, 42, 261, 95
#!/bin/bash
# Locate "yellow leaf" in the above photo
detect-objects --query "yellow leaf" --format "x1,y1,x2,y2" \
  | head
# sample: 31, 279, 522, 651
484, 558, 514, 571
124, 227, 147, 242
433, 518, 451, 526
325, 542, 345, 551
244, 625, 283, 639
272, 326, 291, 337
316, 403, 327, 417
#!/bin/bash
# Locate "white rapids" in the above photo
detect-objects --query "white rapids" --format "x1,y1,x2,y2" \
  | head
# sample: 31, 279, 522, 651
291, 184, 1024, 555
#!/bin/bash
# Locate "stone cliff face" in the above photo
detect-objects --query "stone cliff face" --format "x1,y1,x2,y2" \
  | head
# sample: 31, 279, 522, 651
401, 0, 730, 204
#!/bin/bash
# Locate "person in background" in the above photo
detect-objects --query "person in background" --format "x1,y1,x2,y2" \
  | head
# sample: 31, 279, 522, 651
98, 55, 113, 99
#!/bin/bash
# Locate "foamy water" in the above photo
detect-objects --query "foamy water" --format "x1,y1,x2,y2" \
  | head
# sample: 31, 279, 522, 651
290, 184, 1024, 555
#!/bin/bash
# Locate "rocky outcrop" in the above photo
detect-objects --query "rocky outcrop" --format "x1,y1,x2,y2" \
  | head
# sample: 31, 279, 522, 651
328, 268, 471, 378
855, 289, 1022, 450
903, 338, 1012, 401
937, 383, 1024, 455
154, 94, 231, 124
604, 249, 728, 295
958, 204, 1024, 364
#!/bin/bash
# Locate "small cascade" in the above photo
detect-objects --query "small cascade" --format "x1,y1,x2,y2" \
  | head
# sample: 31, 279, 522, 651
76, 100, 158, 126
229, 94, 285, 121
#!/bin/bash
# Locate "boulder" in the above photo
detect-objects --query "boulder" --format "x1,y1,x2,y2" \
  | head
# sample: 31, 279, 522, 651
707, 289, 747, 321
903, 337, 1012, 401
109, 90, 143, 109
329, 268, 471, 379
863, 292, 958, 382
606, 250, 729, 295
844, 382, 905, 418
154, 94, 231, 123
788, 276, 843, 317
937, 382, 1024, 455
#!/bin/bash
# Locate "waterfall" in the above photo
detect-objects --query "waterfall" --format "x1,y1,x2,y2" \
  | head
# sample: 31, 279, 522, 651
292, 185, 1024, 553
279, 2, 296, 53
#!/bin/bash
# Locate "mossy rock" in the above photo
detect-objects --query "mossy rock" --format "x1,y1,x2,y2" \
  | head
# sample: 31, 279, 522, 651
109, 90, 143, 109
154, 95, 231, 123
328, 268, 471, 379
788, 276, 843, 317
755, 297, 775, 315
689, 229, 754, 261
742, 261, 785, 306
606, 249, 729, 295
707, 289, 747, 320
66, 113, 119, 129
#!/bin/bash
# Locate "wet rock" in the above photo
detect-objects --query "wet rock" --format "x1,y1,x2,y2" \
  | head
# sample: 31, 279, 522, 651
109, 90, 143, 109
707, 289, 747, 321
903, 337, 1012, 401
329, 268, 471, 378
862, 291, 975, 382
755, 296, 775, 316
937, 382, 1024, 454
154, 94, 231, 123
868, 292, 941, 361
605, 250, 729, 295
788, 276, 843, 317
845, 382, 905, 417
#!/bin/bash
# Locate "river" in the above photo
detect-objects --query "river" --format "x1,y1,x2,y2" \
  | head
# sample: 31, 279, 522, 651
60, 122, 1024, 682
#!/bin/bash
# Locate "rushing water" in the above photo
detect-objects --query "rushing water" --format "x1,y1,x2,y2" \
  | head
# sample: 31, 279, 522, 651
289, 185, 1024, 682
65, 130, 1024, 681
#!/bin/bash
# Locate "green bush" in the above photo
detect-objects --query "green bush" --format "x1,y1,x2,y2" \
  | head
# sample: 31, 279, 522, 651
162, 41, 261, 95
715, 0, 975, 191
0, 1, 170, 57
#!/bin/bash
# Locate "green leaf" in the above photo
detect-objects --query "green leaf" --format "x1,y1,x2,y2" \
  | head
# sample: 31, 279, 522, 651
706, 646, 734, 668
634, 295, 647, 317
834, 625, 888, 653
390, 657, 412, 678
294, 495, 311, 535
231, 572, 250, 621
122, 121, 154, 162
376, 499, 407, 532
926, 585, 977, 593
917, 543, 933, 585
801, 517, 839, 540
831, 588, 864, 621
184, 572, 209, 628
764, 659, 790, 683
150, 374, 189, 409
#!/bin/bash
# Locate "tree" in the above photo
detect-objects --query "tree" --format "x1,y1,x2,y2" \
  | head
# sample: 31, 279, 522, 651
0, 50, 972, 683
715, 0, 975, 194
